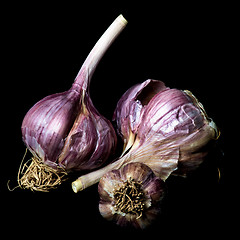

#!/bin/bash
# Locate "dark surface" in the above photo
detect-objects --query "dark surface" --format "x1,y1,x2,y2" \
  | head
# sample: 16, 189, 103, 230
2, 2, 234, 239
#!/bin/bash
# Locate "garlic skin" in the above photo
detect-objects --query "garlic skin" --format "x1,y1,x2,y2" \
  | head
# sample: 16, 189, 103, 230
98, 162, 165, 229
22, 90, 80, 169
113, 80, 167, 153
113, 79, 219, 176
58, 91, 117, 171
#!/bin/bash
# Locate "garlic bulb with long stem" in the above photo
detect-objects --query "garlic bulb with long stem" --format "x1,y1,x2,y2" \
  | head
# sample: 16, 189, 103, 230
72, 79, 219, 193
19, 15, 127, 191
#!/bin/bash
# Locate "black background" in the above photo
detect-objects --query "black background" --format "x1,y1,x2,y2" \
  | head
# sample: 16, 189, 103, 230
2, 1, 235, 238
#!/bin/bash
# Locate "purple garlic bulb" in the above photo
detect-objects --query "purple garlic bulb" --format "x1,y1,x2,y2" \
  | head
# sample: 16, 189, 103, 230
20, 15, 127, 191
98, 162, 166, 229
113, 79, 219, 176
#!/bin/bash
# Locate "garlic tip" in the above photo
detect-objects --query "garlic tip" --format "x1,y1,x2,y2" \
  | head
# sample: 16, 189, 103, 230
117, 14, 128, 25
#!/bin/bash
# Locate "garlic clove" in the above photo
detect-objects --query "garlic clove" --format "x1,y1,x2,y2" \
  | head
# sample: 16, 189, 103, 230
57, 107, 98, 170
84, 95, 117, 168
98, 169, 123, 201
120, 159, 155, 184
174, 119, 218, 176
58, 91, 117, 171
98, 162, 166, 229
143, 176, 165, 202
113, 79, 167, 153
22, 90, 80, 167
99, 202, 115, 221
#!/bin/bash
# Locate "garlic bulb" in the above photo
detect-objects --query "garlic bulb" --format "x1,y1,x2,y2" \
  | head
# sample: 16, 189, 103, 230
19, 15, 127, 191
114, 79, 219, 176
72, 79, 219, 192
98, 162, 165, 229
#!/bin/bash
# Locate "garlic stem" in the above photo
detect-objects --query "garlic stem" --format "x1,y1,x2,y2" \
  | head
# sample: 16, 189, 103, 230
72, 155, 127, 193
72, 14, 127, 91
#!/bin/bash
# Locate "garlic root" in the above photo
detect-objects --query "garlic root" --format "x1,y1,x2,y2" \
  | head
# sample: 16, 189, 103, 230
18, 156, 67, 192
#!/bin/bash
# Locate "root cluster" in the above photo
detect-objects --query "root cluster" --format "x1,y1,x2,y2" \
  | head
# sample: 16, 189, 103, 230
17, 155, 67, 192
113, 177, 145, 219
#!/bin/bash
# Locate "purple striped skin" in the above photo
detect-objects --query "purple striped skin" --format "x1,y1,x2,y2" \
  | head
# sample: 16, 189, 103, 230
22, 89, 117, 171
137, 88, 205, 143
58, 92, 117, 171
113, 79, 218, 177
21, 89, 80, 169
113, 80, 167, 142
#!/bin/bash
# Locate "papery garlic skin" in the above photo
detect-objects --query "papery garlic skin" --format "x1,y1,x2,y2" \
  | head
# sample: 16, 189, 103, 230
58, 92, 117, 171
113, 79, 219, 177
21, 15, 127, 175
98, 162, 165, 229
22, 90, 80, 169
113, 80, 167, 153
